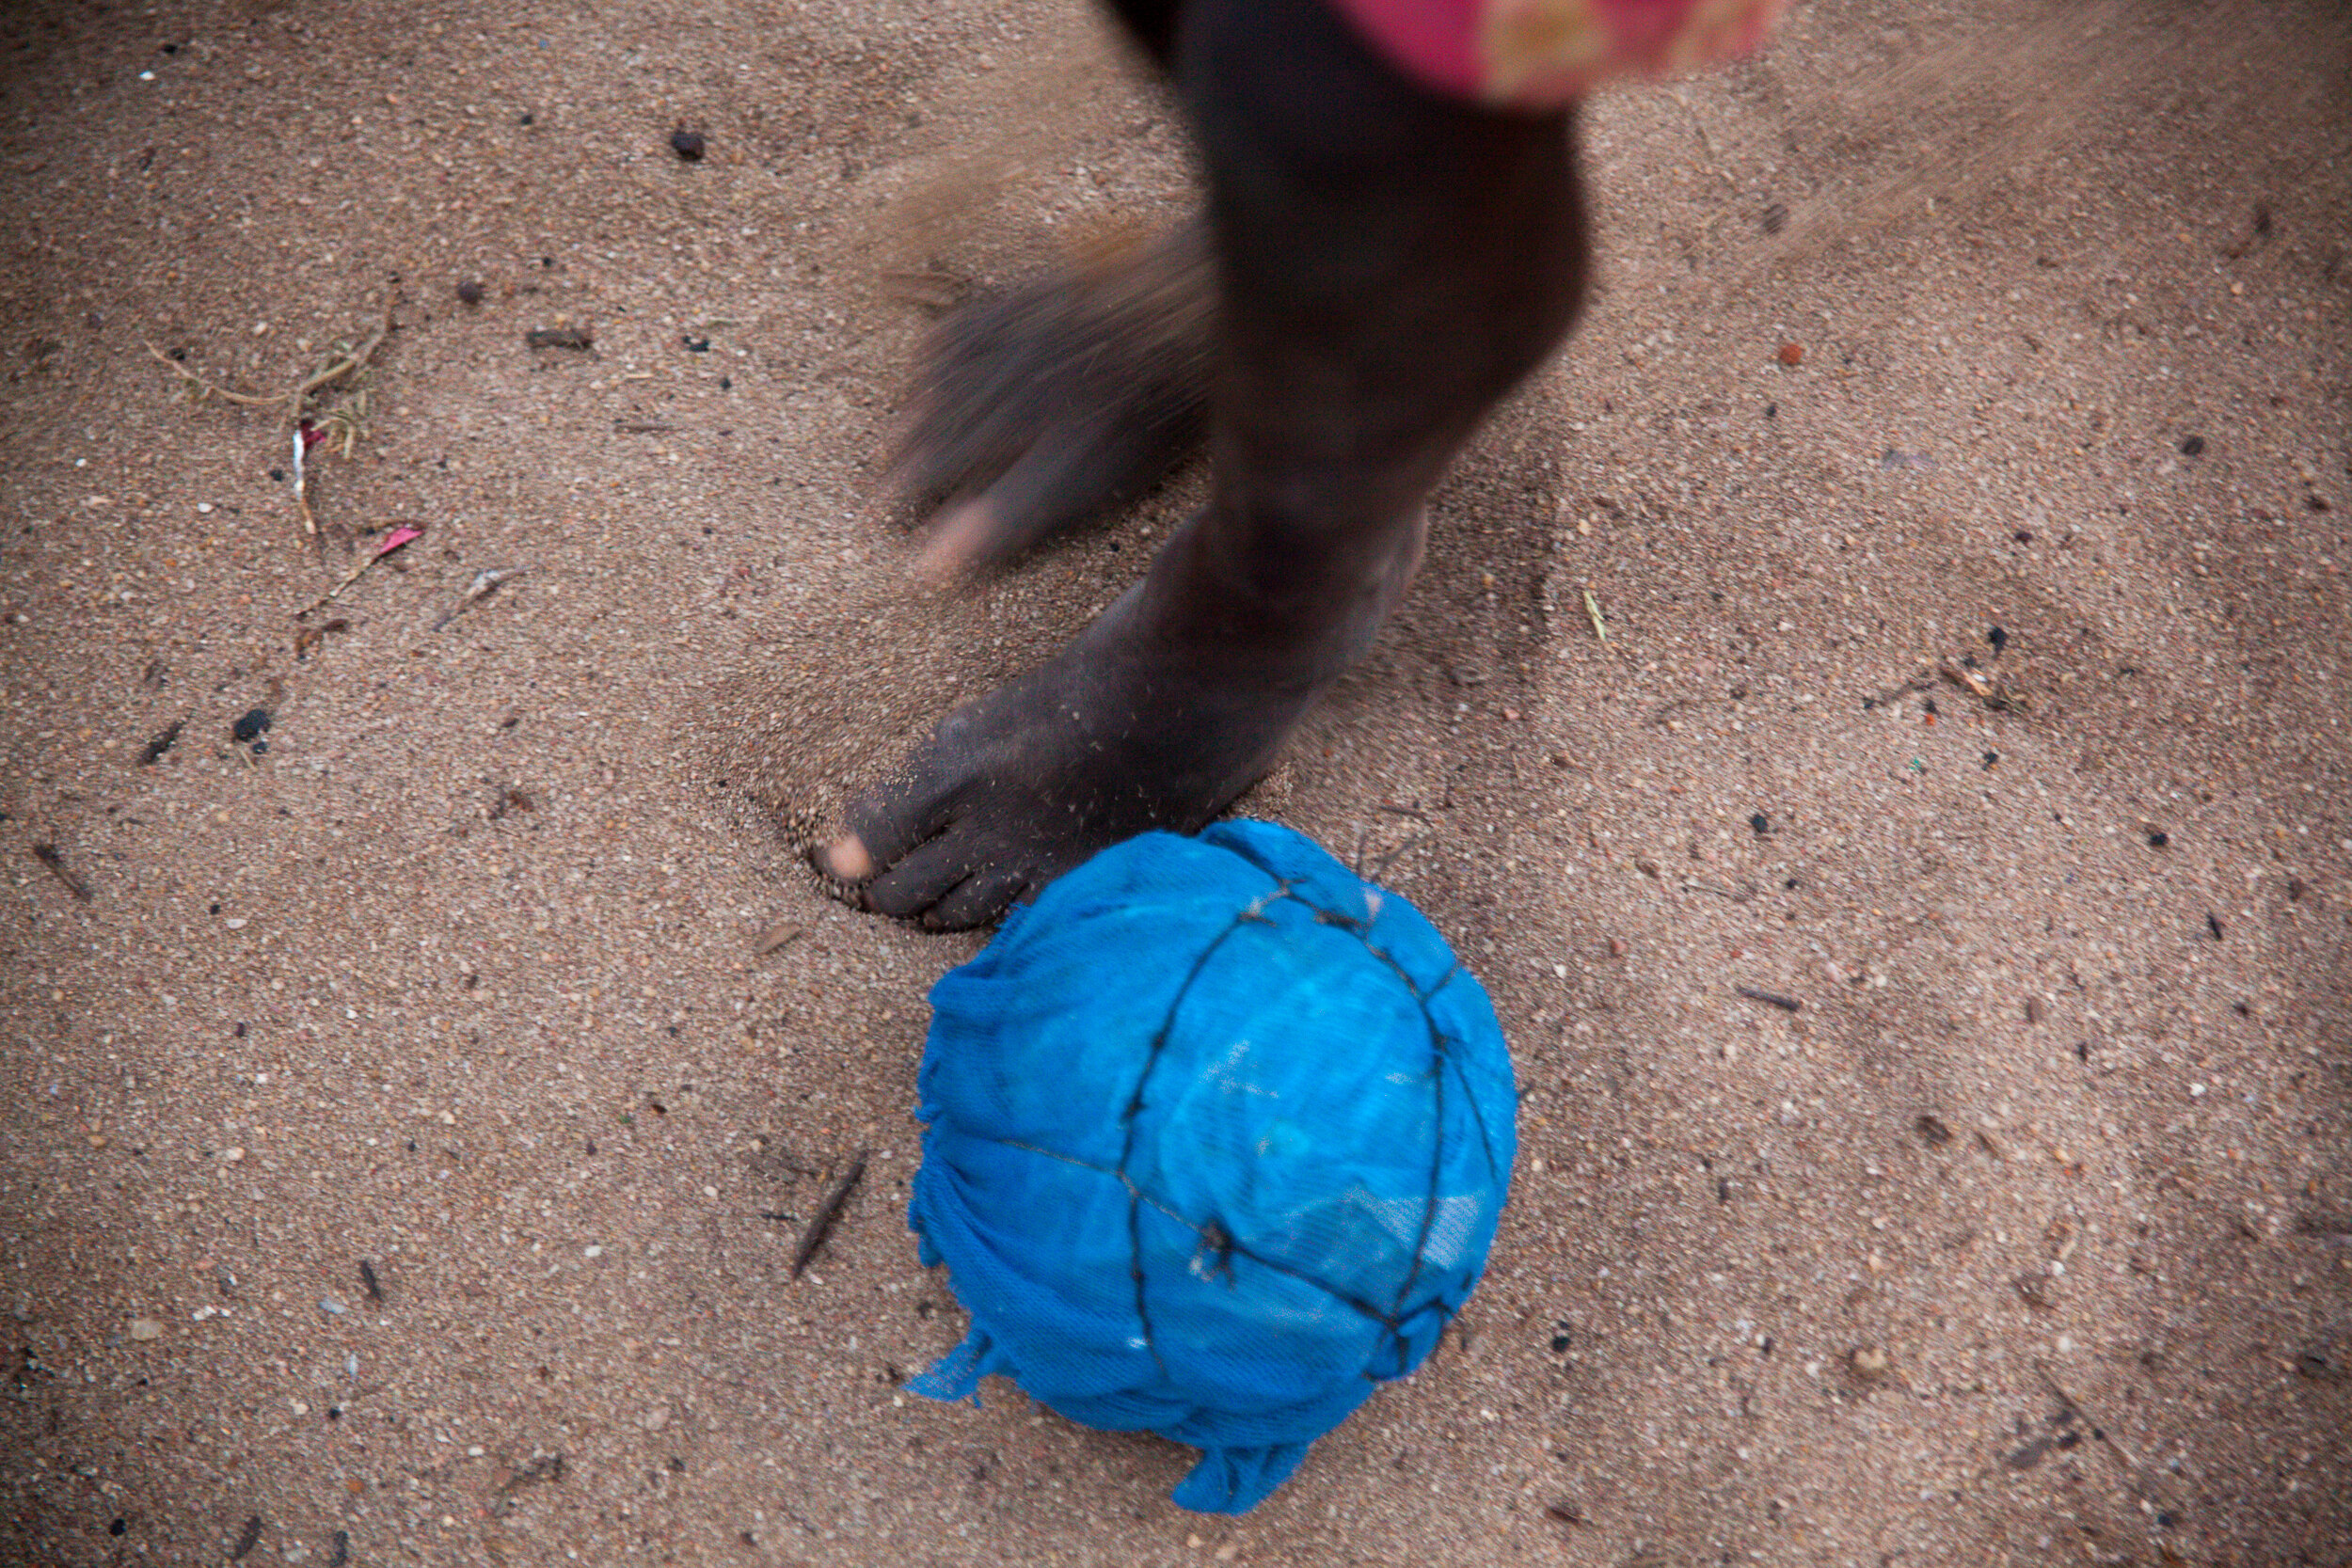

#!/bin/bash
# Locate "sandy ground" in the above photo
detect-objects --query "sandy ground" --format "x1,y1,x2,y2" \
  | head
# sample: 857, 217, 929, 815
2, 0, 2347, 1563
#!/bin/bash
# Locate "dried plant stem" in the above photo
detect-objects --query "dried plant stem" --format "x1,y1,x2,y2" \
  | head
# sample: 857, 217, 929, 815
146, 305, 395, 546
145, 306, 392, 423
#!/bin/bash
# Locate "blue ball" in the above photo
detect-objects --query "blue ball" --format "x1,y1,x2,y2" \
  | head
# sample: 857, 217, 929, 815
907, 820, 1517, 1513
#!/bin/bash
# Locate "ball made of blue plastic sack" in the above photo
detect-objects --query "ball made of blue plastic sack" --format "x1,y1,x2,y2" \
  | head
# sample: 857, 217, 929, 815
906, 819, 1517, 1513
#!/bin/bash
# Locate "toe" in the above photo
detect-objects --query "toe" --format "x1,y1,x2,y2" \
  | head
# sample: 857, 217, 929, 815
813, 833, 876, 883
832, 758, 963, 880
910, 497, 1004, 587
858, 835, 986, 921
914, 405, 1201, 580
942, 418, 1121, 568
921, 865, 1035, 930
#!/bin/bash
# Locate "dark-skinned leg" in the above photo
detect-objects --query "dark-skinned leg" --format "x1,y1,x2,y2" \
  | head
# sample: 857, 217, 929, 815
818, 0, 1590, 927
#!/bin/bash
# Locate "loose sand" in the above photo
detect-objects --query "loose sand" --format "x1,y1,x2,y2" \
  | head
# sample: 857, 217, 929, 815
1, 1, 2345, 1562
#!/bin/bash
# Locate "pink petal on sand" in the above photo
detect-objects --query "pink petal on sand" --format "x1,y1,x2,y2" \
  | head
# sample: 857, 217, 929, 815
373, 524, 423, 558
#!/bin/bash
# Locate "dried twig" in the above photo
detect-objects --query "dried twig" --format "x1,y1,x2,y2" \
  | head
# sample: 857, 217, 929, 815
1736, 985, 1802, 1012
1366, 832, 1431, 883
1941, 661, 2030, 713
145, 306, 392, 425
1943, 662, 1995, 699
143, 342, 284, 408
294, 523, 422, 616
290, 311, 393, 411
430, 565, 526, 631
32, 842, 92, 902
148, 306, 395, 542
2033, 1361, 2154, 1479
1863, 673, 1935, 710
790, 1150, 870, 1279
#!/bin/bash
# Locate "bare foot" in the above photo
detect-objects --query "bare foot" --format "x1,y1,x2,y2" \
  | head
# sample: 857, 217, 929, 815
812, 579, 1321, 929
890, 224, 1213, 578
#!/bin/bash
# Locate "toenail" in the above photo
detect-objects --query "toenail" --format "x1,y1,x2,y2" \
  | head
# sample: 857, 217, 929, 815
819, 835, 876, 882
912, 500, 995, 585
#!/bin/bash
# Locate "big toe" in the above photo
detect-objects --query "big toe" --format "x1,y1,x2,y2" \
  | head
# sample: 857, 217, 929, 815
814, 832, 876, 883
910, 499, 1001, 587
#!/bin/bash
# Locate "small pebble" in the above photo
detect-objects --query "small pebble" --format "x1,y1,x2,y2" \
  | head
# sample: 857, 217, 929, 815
670, 129, 706, 161
319, 1298, 346, 1316
2179, 435, 2205, 456
1850, 1345, 1890, 1381
231, 708, 272, 744
128, 1317, 164, 1341
456, 279, 486, 306
1777, 342, 1804, 366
